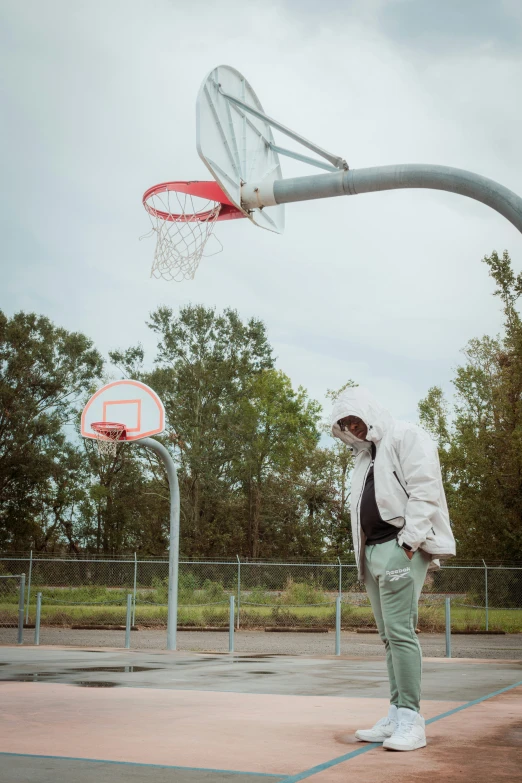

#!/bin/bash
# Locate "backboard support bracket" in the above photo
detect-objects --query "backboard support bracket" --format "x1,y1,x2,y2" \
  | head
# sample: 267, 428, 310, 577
217, 83, 348, 172
268, 143, 339, 173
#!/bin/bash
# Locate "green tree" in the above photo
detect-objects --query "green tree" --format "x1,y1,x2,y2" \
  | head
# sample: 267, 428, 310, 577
33, 439, 91, 553
232, 369, 321, 558
79, 440, 171, 555
419, 251, 522, 561
0, 311, 103, 550
321, 383, 356, 557
112, 305, 275, 557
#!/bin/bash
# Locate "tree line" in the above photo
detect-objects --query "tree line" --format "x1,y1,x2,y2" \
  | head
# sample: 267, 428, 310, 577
0, 305, 350, 559
1, 251, 521, 562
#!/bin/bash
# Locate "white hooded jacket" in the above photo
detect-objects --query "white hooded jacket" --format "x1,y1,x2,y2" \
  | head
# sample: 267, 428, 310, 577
331, 387, 456, 577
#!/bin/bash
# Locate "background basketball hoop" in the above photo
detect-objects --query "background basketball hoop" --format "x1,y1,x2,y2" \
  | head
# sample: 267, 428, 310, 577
142, 181, 245, 282
91, 422, 127, 457
82, 381, 180, 649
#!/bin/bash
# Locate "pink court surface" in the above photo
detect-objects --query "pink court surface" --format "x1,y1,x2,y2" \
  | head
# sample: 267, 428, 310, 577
0, 645, 521, 782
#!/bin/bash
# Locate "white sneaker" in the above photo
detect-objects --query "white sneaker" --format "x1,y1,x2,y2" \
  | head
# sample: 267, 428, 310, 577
355, 705, 398, 742
383, 707, 426, 751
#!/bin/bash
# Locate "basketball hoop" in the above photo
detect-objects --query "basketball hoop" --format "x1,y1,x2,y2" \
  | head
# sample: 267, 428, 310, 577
142, 181, 245, 282
91, 422, 127, 457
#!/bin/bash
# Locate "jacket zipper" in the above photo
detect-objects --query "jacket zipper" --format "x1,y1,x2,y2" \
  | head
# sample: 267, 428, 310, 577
355, 453, 373, 573
393, 470, 409, 498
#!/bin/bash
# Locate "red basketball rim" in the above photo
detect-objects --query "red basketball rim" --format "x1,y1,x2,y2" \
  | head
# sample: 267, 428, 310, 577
142, 181, 246, 223
91, 422, 127, 441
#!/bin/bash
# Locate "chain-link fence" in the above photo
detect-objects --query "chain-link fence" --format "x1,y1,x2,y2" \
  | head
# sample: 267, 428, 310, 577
0, 554, 521, 637
0, 574, 25, 644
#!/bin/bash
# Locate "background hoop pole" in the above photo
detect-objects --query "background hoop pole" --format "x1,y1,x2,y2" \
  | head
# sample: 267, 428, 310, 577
242, 164, 522, 235
136, 438, 180, 651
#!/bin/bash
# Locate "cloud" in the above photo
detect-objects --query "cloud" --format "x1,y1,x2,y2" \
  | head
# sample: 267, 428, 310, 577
281, 0, 522, 55
378, 0, 522, 55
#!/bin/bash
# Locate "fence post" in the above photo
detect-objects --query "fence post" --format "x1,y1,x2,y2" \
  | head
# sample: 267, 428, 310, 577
132, 553, 137, 627
229, 595, 235, 653
236, 555, 241, 630
18, 574, 26, 645
335, 595, 341, 656
35, 593, 42, 646
337, 557, 342, 598
125, 593, 132, 649
482, 559, 489, 631
445, 596, 451, 658
25, 550, 33, 624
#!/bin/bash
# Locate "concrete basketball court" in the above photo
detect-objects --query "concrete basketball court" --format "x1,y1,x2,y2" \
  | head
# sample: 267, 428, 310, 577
0, 645, 521, 782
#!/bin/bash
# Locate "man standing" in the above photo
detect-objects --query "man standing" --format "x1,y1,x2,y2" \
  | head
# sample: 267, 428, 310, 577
331, 387, 455, 751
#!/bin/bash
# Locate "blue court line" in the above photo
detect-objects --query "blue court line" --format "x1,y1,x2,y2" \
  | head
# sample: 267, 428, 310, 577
0, 752, 282, 778
277, 679, 522, 783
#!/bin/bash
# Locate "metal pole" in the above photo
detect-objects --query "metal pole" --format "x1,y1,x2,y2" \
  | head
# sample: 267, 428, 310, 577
132, 552, 137, 627
34, 593, 42, 646
445, 596, 451, 659
125, 593, 132, 649
483, 559, 489, 631
335, 595, 341, 656
18, 574, 25, 645
337, 557, 342, 599
229, 595, 235, 654
136, 438, 180, 651
25, 550, 32, 624
242, 165, 522, 236
236, 555, 241, 630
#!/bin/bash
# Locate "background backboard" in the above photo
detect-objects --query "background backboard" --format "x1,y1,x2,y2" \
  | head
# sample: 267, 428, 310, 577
196, 64, 284, 234
81, 380, 165, 442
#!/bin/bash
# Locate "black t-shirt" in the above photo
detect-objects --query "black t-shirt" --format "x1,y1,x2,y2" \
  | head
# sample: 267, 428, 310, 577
360, 443, 398, 545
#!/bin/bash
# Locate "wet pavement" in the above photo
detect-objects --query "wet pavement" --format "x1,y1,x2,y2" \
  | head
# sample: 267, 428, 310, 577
0, 646, 520, 782
0, 647, 521, 701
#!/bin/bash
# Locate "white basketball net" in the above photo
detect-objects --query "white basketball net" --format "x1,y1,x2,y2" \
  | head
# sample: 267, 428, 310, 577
93, 425, 126, 457
143, 189, 222, 282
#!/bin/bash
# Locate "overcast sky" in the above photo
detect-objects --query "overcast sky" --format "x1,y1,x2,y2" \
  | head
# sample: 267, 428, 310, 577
2, 0, 522, 426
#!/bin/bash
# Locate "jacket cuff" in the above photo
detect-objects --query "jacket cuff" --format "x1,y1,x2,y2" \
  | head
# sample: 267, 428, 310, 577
397, 530, 419, 552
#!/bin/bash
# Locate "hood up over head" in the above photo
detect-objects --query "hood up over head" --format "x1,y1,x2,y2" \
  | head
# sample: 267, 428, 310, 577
330, 386, 393, 452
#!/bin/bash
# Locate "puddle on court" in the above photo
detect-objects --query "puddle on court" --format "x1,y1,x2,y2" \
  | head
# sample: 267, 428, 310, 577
246, 671, 277, 675
0, 666, 161, 681
166, 660, 221, 666
70, 666, 160, 673
0, 674, 119, 688
0, 673, 58, 682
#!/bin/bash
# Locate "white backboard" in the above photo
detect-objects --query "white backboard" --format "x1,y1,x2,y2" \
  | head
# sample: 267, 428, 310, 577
81, 380, 165, 442
196, 65, 284, 234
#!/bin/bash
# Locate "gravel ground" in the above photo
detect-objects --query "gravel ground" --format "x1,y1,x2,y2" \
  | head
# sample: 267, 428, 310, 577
2, 627, 521, 659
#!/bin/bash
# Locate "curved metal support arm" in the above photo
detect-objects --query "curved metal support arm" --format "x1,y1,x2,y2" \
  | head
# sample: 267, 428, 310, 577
242, 164, 522, 235
136, 437, 180, 651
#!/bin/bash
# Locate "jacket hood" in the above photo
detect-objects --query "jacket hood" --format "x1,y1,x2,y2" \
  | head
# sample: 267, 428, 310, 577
330, 386, 393, 452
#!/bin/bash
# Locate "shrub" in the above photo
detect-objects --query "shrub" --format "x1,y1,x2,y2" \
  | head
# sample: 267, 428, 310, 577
201, 580, 226, 602
279, 578, 329, 606
242, 586, 272, 605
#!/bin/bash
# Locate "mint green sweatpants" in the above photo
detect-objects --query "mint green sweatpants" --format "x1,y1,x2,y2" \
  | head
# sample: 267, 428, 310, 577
364, 539, 430, 712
